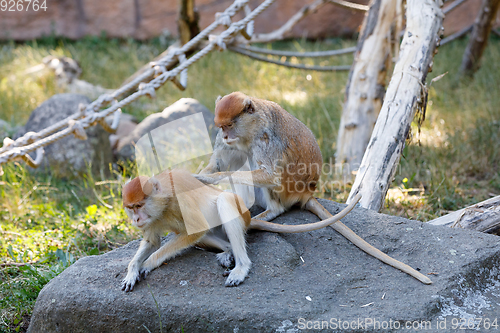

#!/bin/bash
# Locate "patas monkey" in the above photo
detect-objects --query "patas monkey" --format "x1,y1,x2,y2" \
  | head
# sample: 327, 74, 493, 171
196, 92, 432, 285
122, 169, 361, 291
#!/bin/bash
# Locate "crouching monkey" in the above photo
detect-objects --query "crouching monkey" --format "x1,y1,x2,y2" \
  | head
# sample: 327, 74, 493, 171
121, 169, 361, 291
195, 92, 432, 285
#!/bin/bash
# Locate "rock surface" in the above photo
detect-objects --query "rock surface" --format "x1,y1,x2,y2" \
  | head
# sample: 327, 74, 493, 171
28, 199, 500, 332
115, 98, 216, 161
15, 94, 112, 178
1, 0, 496, 41
0, 119, 13, 140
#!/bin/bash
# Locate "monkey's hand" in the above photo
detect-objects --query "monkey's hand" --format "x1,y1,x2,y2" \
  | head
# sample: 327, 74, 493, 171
193, 173, 221, 185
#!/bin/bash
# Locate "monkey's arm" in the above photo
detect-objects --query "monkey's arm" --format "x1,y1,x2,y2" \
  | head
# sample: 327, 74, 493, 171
195, 169, 277, 188
122, 238, 160, 292
140, 232, 207, 275
199, 159, 219, 175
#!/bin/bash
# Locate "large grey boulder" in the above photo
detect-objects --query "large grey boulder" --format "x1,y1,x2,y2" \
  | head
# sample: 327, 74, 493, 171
28, 199, 500, 332
115, 98, 217, 161
14, 94, 112, 178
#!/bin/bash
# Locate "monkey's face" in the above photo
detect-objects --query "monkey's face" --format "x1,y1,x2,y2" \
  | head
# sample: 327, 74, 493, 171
215, 92, 257, 149
123, 175, 170, 230
124, 201, 151, 229
220, 122, 239, 145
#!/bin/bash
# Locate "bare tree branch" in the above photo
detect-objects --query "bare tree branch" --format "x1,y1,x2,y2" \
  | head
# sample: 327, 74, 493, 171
250, 0, 329, 43
330, 0, 369, 11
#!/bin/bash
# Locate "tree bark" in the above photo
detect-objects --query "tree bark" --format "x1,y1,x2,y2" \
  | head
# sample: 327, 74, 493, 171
347, 0, 444, 212
336, 0, 397, 178
178, 0, 200, 46
459, 0, 500, 77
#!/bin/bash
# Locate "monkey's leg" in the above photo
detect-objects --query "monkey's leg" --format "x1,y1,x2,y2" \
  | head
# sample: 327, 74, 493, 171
122, 237, 160, 292
197, 235, 235, 268
218, 193, 252, 287
140, 232, 206, 277
253, 208, 285, 222
305, 197, 432, 285
252, 188, 286, 221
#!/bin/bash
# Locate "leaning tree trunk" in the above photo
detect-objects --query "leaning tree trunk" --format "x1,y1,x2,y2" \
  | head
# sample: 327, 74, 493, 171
336, 0, 398, 178
347, 0, 444, 211
178, 0, 200, 45
459, 0, 500, 77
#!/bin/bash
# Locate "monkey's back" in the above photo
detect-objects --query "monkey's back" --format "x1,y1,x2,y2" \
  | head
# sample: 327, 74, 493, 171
252, 97, 323, 207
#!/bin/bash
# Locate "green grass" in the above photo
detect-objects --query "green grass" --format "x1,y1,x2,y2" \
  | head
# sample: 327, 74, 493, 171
0, 34, 499, 331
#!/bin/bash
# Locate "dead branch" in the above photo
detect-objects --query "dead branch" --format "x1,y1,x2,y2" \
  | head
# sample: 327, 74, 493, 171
336, 0, 398, 176
347, 0, 444, 211
250, 0, 329, 44
330, 0, 369, 11
459, 0, 500, 77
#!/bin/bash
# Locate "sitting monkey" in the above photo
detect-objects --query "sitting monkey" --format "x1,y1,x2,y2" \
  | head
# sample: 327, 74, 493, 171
195, 92, 432, 285
122, 169, 361, 291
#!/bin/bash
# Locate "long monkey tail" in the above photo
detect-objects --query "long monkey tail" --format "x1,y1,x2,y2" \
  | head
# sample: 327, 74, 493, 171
305, 196, 432, 285
249, 194, 362, 233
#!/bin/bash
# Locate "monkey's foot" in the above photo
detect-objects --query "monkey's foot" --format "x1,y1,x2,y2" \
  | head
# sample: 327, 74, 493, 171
224, 266, 250, 287
216, 252, 235, 268
139, 267, 151, 279
121, 271, 140, 292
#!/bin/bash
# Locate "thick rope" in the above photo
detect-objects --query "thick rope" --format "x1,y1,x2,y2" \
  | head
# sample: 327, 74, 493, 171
443, 0, 469, 14
0, 0, 251, 156
441, 24, 472, 45
231, 45, 356, 57
0, 0, 273, 167
228, 46, 352, 71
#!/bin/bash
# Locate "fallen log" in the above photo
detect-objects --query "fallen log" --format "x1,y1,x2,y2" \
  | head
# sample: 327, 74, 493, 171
427, 195, 500, 234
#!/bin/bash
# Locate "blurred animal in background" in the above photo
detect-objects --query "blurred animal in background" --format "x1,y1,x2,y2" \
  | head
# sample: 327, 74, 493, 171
25, 55, 113, 98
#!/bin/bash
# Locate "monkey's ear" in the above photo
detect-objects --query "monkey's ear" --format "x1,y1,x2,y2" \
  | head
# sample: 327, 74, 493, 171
215, 95, 222, 105
148, 177, 162, 194
243, 98, 254, 114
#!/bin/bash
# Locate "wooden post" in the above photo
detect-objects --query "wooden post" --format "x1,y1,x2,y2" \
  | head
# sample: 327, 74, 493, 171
178, 0, 200, 46
347, 0, 444, 212
336, 0, 398, 177
459, 0, 500, 77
